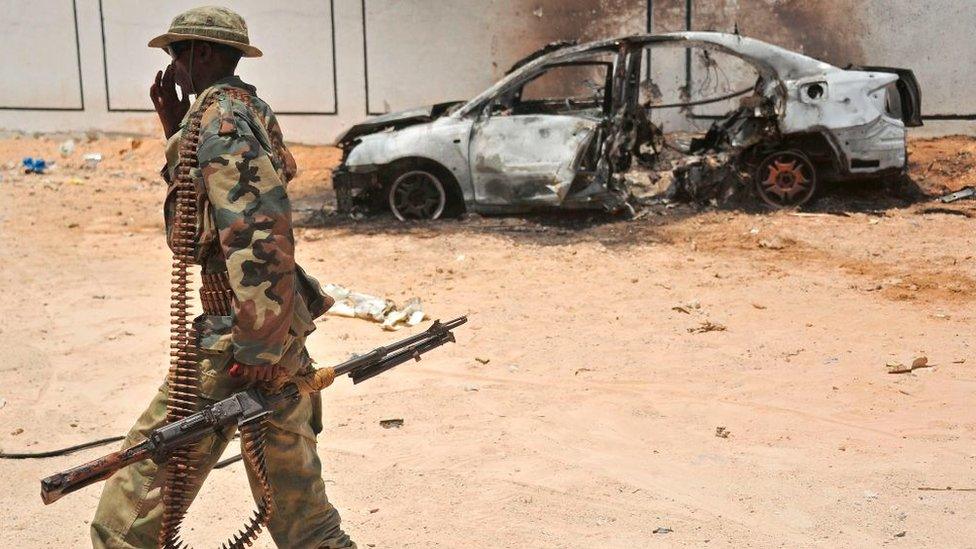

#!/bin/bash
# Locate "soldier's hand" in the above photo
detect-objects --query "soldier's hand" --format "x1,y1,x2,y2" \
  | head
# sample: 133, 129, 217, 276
150, 64, 190, 139
228, 362, 286, 384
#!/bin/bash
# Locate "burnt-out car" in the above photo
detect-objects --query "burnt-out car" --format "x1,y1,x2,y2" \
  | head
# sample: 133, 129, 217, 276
333, 32, 922, 219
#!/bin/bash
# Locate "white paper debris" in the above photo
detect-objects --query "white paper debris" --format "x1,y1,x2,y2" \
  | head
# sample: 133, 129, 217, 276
323, 284, 427, 331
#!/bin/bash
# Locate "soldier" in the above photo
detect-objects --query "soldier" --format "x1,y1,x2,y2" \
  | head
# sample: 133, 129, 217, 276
90, 7, 357, 548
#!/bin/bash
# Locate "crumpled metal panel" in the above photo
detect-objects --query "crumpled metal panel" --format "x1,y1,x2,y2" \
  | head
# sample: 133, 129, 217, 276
469, 114, 598, 205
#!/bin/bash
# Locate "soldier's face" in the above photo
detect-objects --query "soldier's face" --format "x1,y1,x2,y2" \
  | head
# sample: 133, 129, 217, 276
166, 42, 194, 91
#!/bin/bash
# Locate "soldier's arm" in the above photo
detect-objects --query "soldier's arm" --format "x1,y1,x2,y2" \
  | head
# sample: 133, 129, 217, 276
197, 104, 296, 367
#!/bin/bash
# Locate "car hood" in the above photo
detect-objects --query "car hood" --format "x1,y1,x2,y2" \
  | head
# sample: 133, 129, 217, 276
335, 101, 465, 147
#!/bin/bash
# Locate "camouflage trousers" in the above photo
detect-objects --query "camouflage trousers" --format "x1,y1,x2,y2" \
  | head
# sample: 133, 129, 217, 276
90, 346, 357, 549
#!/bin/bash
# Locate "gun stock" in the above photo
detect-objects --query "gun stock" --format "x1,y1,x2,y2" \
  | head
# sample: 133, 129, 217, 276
41, 442, 152, 505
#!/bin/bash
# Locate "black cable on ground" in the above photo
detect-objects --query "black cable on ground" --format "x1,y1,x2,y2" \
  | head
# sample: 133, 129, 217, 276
1, 435, 244, 467
0, 435, 125, 459
214, 454, 243, 469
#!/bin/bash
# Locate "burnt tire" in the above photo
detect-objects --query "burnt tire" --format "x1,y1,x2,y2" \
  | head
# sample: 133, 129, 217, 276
387, 169, 448, 221
754, 150, 818, 209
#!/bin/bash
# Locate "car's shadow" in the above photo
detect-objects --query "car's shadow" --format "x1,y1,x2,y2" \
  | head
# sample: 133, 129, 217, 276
295, 174, 939, 248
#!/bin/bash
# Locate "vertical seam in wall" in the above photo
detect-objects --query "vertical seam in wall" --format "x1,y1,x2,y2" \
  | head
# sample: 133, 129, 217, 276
684, 0, 691, 86
72, 0, 85, 110
645, 0, 653, 80
361, 0, 383, 116
98, 0, 113, 112
330, 0, 339, 114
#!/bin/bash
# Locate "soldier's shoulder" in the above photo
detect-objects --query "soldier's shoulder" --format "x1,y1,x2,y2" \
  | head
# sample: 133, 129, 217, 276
198, 92, 258, 139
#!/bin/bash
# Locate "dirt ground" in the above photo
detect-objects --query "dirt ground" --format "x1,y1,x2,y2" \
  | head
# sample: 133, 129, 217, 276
1, 134, 975, 548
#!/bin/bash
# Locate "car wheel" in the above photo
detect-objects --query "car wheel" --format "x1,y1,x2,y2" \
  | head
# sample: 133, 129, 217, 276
388, 170, 447, 221
754, 150, 817, 209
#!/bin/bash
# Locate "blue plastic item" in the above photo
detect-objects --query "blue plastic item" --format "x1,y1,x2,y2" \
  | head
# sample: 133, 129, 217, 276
22, 157, 47, 174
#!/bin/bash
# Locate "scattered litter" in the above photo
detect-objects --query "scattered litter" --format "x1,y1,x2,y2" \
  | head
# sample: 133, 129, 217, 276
952, 358, 966, 364
474, 357, 490, 365
83, 153, 103, 170
653, 527, 673, 534
10, 428, 23, 436
715, 426, 730, 439
380, 297, 425, 331
574, 368, 592, 376
464, 385, 479, 392
886, 356, 931, 374
22, 157, 47, 174
508, 365, 519, 373
369, 508, 380, 514
688, 320, 726, 334
59, 139, 76, 157
863, 490, 879, 500
752, 303, 767, 310
931, 313, 951, 320
823, 357, 839, 365
894, 531, 906, 538
0, 397, 6, 410
939, 186, 975, 203
323, 284, 427, 331
672, 306, 692, 314
379, 418, 404, 429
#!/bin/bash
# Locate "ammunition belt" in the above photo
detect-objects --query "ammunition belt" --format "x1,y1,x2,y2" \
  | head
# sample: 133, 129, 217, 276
160, 89, 274, 549
200, 271, 233, 315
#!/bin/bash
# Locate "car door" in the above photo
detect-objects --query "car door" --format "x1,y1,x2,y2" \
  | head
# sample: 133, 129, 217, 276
467, 60, 612, 207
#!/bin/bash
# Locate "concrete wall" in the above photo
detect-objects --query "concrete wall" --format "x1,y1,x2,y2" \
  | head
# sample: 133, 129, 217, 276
0, 0, 971, 144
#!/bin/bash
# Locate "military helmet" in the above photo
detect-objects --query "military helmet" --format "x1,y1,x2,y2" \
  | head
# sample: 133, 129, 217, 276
148, 6, 262, 58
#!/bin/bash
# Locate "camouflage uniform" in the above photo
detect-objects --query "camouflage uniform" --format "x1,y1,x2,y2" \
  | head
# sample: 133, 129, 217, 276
90, 73, 356, 548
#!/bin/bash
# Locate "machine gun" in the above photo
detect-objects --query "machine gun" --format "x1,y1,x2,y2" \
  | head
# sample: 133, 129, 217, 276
40, 316, 467, 505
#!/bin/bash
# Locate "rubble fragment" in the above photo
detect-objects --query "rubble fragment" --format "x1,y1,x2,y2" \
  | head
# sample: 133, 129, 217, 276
688, 320, 726, 334
886, 356, 930, 374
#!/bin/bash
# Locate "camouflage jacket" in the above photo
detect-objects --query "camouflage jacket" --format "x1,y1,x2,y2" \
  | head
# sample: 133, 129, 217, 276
163, 76, 331, 367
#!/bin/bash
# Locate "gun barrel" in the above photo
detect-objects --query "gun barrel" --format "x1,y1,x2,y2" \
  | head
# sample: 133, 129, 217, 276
350, 331, 456, 384
333, 317, 467, 377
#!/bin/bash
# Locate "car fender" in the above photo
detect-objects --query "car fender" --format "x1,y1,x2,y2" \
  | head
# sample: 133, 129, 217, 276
344, 117, 475, 200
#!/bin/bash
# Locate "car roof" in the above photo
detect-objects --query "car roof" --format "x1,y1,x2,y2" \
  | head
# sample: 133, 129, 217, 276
457, 31, 839, 117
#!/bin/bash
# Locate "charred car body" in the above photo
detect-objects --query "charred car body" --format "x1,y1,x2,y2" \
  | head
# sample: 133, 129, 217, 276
334, 32, 922, 219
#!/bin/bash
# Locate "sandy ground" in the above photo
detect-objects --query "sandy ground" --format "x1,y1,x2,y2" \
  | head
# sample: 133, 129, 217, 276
1, 134, 975, 548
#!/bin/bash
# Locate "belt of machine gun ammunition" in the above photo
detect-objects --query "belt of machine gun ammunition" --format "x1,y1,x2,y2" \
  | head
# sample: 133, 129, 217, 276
161, 88, 277, 549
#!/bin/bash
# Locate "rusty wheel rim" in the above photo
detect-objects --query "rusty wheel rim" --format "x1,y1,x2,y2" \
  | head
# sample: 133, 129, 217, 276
755, 151, 817, 208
